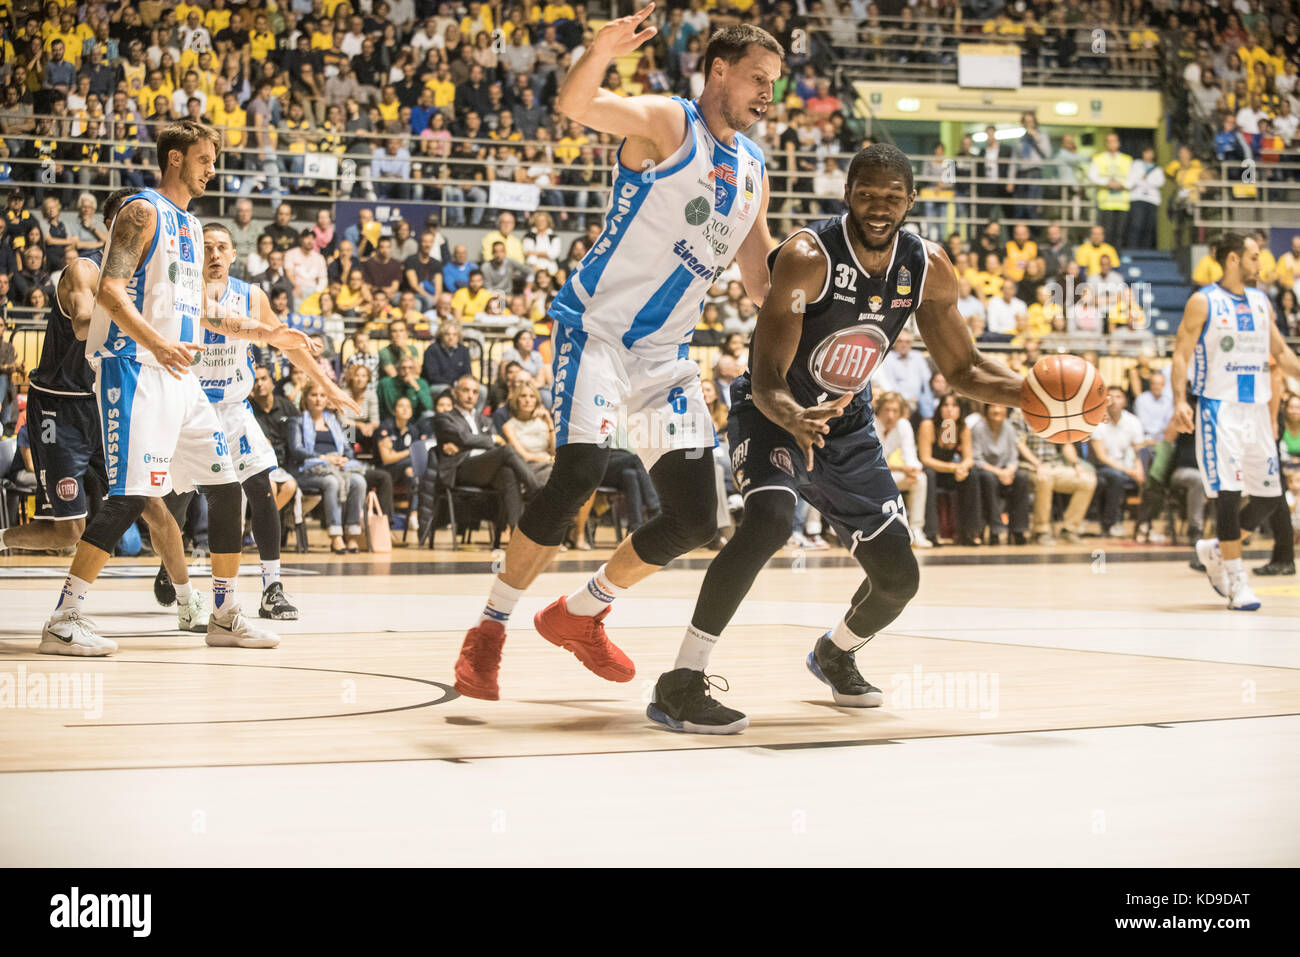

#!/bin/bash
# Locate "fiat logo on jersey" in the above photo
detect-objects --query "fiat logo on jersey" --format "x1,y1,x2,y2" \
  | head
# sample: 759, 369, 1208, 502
808, 326, 890, 394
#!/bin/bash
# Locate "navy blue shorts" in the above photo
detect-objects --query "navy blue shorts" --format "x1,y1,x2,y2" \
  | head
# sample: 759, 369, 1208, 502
727, 403, 910, 547
26, 388, 105, 520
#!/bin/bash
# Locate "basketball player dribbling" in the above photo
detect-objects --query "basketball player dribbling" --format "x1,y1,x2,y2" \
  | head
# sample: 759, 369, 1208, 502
1171, 231, 1300, 611
38, 120, 317, 656
650, 145, 1031, 733
453, 7, 783, 700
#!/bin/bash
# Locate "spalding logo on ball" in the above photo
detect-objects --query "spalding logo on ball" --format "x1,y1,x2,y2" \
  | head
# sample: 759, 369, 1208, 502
1020, 355, 1107, 443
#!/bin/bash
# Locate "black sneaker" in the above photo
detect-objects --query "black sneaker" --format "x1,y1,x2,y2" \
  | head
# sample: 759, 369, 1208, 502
807, 634, 883, 707
1254, 561, 1296, 576
646, 669, 748, 734
154, 564, 176, 607
258, 581, 299, 620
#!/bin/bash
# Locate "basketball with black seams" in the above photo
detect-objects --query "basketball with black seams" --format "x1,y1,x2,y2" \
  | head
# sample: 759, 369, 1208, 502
1020, 354, 1107, 443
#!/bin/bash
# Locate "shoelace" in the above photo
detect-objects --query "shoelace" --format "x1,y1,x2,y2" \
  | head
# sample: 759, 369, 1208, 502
701, 674, 730, 697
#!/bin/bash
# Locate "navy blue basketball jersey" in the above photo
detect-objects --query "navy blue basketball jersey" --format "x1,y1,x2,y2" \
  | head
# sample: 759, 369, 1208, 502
733, 216, 930, 435
28, 250, 104, 396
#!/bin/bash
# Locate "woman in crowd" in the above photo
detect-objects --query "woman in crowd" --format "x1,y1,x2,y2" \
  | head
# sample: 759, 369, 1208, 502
1275, 288, 1300, 337
501, 382, 556, 485
377, 395, 428, 533
337, 267, 373, 316
876, 391, 931, 548
918, 391, 981, 546
312, 208, 336, 257
73, 193, 107, 253
562, 238, 587, 274
337, 361, 380, 457
500, 328, 553, 407
523, 210, 561, 275
295, 381, 370, 554
313, 290, 346, 349
719, 331, 748, 372
247, 234, 273, 278
971, 403, 1031, 546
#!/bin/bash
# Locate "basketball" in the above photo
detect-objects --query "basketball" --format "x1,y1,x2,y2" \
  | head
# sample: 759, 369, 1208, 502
1019, 355, 1107, 443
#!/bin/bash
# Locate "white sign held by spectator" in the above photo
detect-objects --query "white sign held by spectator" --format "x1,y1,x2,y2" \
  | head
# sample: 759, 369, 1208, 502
303, 154, 339, 182
489, 181, 540, 212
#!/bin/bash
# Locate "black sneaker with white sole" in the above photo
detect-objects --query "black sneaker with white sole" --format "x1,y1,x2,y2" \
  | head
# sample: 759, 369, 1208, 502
1254, 561, 1295, 576
259, 582, 299, 620
807, 634, 883, 707
647, 669, 749, 734
154, 564, 176, 607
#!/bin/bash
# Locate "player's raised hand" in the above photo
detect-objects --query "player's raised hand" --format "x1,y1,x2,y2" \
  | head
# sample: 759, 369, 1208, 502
151, 339, 204, 379
1173, 399, 1194, 433
269, 326, 319, 354
791, 392, 854, 471
592, 2, 658, 58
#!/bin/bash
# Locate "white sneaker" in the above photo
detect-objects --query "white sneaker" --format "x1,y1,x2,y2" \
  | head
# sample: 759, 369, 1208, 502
177, 592, 210, 633
39, 612, 117, 657
1195, 539, 1229, 597
1106, 524, 1128, 538
804, 534, 831, 550
1227, 572, 1261, 611
788, 531, 813, 550
910, 528, 933, 548
206, 606, 280, 648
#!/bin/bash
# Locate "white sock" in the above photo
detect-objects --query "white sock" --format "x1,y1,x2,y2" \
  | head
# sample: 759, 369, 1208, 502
1224, 557, 1244, 576
213, 576, 237, 615
53, 574, 92, 616
262, 559, 281, 590
175, 580, 193, 603
565, 563, 627, 617
479, 576, 524, 626
829, 616, 869, 652
674, 623, 719, 672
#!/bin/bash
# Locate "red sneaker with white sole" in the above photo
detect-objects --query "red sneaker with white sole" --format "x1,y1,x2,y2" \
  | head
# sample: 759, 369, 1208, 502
453, 619, 506, 700
534, 596, 635, 682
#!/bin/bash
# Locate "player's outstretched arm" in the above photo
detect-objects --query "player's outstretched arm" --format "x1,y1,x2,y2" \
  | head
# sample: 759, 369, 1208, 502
914, 244, 1022, 409
62, 258, 103, 340
750, 235, 851, 470
98, 199, 202, 379
251, 286, 361, 417
1169, 291, 1208, 433
554, 3, 681, 161
733, 169, 774, 306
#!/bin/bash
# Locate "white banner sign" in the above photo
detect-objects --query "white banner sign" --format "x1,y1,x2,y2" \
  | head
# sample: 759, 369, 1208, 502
957, 43, 1022, 90
489, 181, 541, 212
302, 153, 339, 181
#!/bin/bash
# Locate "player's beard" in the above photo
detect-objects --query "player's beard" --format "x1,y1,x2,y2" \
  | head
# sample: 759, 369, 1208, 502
848, 212, 902, 252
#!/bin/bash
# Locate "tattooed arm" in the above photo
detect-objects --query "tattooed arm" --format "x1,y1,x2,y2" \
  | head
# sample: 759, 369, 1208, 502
96, 199, 204, 378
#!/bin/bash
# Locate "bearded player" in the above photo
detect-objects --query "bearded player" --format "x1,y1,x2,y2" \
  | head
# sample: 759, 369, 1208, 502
648, 145, 1030, 733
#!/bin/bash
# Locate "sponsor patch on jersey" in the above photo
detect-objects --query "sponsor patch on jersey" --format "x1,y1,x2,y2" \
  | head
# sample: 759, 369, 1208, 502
891, 298, 913, 309
169, 262, 178, 283
770, 448, 794, 478
684, 197, 711, 226
808, 325, 891, 394
743, 174, 754, 201
897, 266, 911, 295
106, 387, 121, 404
56, 477, 78, 501
150, 471, 167, 487
869, 296, 882, 313
1221, 335, 1234, 352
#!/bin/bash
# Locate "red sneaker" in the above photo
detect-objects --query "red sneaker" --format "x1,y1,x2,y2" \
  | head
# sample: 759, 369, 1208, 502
453, 620, 506, 700
534, 596, 635, 682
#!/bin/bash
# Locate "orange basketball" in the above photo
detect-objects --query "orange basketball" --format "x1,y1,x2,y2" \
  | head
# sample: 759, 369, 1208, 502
1020, 355, 1107, 443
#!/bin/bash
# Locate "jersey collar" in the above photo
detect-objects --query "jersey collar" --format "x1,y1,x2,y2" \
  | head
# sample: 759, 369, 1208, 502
840, 213, 898, 280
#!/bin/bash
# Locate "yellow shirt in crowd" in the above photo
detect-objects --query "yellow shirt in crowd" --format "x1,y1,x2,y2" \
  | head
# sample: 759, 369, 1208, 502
1192, 255, 1223, 285
1003, 240, 1038, 283
452, 286, 495, 319
1075, 241, 1120, 276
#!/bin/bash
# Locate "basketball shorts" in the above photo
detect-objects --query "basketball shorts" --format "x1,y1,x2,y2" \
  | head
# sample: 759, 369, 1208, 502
215, 399, 280, 480
728, 403, 912, 546
27, 387, 104, 520
93, 356, 237, 497
1195, 397, 1279, 498
550, 323, 716, 468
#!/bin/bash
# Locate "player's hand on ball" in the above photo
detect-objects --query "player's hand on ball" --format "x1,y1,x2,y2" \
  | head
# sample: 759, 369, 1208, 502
152, 339, 204, 379
1173, 400, 1194, 434
594, 2, 658, 57
792, 392, 853, 471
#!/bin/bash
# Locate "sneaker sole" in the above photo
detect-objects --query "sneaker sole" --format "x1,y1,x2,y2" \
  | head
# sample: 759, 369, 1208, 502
259, 607, 300, 621
806, 652, 883, 708
38, 635, 117, 657
205, 631, 280, 649
1228, 600, 1261, 612
1195, 541, 1229, 597
179, 619, 209, 634
534, 612, 635, 682
452, 674, 499, 701
646, 703, 749, 735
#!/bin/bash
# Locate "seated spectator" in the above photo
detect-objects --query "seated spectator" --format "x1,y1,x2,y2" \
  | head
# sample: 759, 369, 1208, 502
523, 211, 561, 275
956, 278, 985, 323
1090, 386, 1146, 538
984, 279, 1026, 338
488, 362, 527, 426
362, 236, 403, 303
479, 210, 525, 265
714, 353, 742, 408
876, 392, 929, 547
501, 382, 556, 485
971, 403, 1030, 545
1074, 225, 1119, 278
1136, 412, 1205, 545
433, 376, 543, 542
13, 245, 52, 305
337, 362, 381, 457
501, 328, 553, 407
284, 228, 328, 302
378, 319, 420, 378
1133, 370, 1174, 464
328, 238, 360, 286
294, 380, 370, 554
442, 244, 474, 292
0, 314, 23, 435
377, 355, 434, 424
253, 249, 295, 306
247, 234, 274, 279
246, 365, 301, 518
451, 269, 495, 320
875, 329, 930, 415
344, 328, 381, 385
601, 429, 662, 534
404, 230, 444, 310
481, 240, 529, 296
423, 318, 474, 396
377, 395, 428, 533
1011, 407, 1096, 544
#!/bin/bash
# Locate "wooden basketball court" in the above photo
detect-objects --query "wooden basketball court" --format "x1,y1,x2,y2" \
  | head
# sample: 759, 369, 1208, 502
2, 541, 1298, 866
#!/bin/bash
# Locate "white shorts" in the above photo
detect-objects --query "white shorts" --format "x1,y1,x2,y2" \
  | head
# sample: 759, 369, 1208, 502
215, 399, 280, 480
95, 357, 237, 497
550, 324, 715, 468
1195, 397, 1280, 498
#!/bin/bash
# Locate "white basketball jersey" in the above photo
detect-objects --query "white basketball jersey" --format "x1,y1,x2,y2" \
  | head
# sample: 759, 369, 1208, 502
549, 97, 765, 356
1191, 283, 1272, 404
87, 189, 205, 369
195, 276, 256, 404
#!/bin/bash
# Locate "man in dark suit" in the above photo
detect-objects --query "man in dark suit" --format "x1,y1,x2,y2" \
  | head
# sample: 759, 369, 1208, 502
434, 376, 542, 532
978, 124, 1015, 224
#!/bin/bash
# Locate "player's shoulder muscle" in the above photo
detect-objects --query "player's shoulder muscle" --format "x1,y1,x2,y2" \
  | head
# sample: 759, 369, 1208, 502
771, 230, 828, 298
918, 239, 957, 306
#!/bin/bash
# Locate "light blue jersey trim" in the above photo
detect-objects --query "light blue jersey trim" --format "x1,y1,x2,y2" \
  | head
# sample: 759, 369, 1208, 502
552, 324, 588, 446
1197, 397, 1221, 493
622, 264, 697, 349
100, 357, 141, 496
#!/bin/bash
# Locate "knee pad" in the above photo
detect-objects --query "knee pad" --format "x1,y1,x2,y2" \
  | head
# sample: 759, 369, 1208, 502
242, 469, 280, 561
82, 495, 147, 553
855, 533, 920, 604
734, 489, 798, 556
201, 481, 245, 554
517, 443, 610, 546
631, 451, 719, 566
1215, 490, 1243, 542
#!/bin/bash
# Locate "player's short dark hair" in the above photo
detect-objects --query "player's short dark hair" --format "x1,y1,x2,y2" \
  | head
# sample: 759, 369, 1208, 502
847, 143, 915, 194
703, 24, 784, 79
102, 187, 136, 226
156, 119, 221, 171
203, 221, 234, 243
1213, 230, 1248, 267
